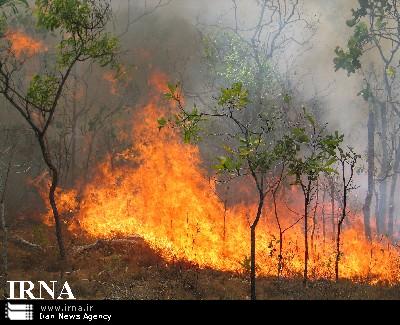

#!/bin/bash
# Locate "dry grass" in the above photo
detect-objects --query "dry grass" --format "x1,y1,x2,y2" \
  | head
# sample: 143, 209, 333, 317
2, 222, 400, 300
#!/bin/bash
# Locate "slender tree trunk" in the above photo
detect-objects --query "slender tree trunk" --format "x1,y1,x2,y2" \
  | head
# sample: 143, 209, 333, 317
377, 102, 388, 235
223, 199, 227, 241
84, 133, 95, 183
1, 201, 7, 299
70, 105, 77, 186
250, 195, 264, 300
272, 190, 283, 278
363, 105, 374, 240
70, 67, 79, 187
1, 146, 13, 298
388, 142, 400, 238
303, 181, 311, 286
336, 167, 347, 282
335, 215, 343, 282
322, 189, 326, 249
330, 179, 336, 240
311, 184, 319, 255
38, 135, 66, 260
374, 189, 380, 232
250, 225, 256, 300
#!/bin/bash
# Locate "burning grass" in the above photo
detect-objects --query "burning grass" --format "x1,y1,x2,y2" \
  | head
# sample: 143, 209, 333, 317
35, 72, 400, 287
3, 221, 400, 300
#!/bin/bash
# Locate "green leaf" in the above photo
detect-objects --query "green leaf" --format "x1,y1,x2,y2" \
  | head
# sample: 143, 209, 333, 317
357, 83, 372, 101
27, 74, 59, 109
218, 82, 249, 109
283, 93, 292, 104
157, 117, 167, 130
291, 127, 309, 143
386, 66, 396, 79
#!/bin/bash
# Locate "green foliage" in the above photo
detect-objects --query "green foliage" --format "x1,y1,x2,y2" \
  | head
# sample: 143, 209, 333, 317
0, 0, 27, 16
157, 117, 167, 130
335, 0, 397, 75
16, 0, 118, 118
35, 0, 118, 68
27, 74, 58, 109
218, 82, 249, 109
386, 66, 396, 78
334, 45, 362, 75
0, 0, 28, 35
177, 106, 203, 144
162, 82, 285, 180
214, 155, 242, 174
283, 114, 344, 185
35, 0, 91, 31
333, 22, 369, 75
291, 127, 309, 144
283, 93, 292, 104
203, 30, 280, 101
161, 83, 204, 142
357, 83, 372, 101
164, 83, 178, 100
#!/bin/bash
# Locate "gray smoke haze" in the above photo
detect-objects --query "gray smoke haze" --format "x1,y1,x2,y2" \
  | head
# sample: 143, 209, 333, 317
112, 0, 366, 139
111, 0, 370, 192
0, 0, 386, 216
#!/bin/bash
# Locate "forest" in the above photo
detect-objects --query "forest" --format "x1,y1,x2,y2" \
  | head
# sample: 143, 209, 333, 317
1, 0, 400, 301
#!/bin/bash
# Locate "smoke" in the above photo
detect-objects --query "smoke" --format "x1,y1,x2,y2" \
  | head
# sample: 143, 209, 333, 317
1, 0, 396, 230
111, 1, 369, 174
113, 1, 366, 139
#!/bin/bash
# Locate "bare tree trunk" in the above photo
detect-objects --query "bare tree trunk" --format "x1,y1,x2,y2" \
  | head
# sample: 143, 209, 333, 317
38, 136, 66, 260
250, 194, 264, 300
336, 175, 347, 282
70, 68, 79, 187
1, 145, 13, 299
311, 184, 319, 255
70, 101, 77, 186
377, 102, 388, 235
84, 133, 95, 185
1, 201, 7, 299
250, 225, 256, 299
272, 190, 283, 278
388, 144, 400, 238
223, 198, 227, 241
322, 189, 326, 249
363, 105, 374, 240
335, 218, 342, 282
303, 181, 311, 287
329, 178, 336, 241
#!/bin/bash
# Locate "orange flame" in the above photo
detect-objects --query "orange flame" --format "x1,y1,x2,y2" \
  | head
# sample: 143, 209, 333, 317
5, 30, 46, 58
103, 66, 131, 95
39, 72, 400, 285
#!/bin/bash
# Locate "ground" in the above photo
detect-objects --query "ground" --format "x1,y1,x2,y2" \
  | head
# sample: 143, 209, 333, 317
2, 221, 400, 300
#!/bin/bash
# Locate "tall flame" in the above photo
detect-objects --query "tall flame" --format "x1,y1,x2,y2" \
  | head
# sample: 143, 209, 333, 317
41, 71, 400, 284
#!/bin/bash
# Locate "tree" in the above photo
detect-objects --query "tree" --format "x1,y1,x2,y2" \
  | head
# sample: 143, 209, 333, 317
163, 82, 288, 300
270, 166, 304, 278
334, 0, 400, 239
198, 0, 316, 123
0, 141, 14, 298
284, 113, 343, 285
334, 146, 360, 282
0, 0, 119, 260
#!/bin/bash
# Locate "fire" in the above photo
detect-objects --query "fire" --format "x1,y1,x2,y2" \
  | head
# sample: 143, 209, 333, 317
5, 30, 46, 58
103, 66, 131, 95
40, 72, 400, 285
103, 71, 119, 95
